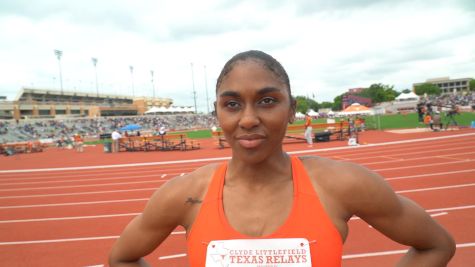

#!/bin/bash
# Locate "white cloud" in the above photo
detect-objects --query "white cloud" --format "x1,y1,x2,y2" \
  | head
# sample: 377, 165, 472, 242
0, 0, 473, 111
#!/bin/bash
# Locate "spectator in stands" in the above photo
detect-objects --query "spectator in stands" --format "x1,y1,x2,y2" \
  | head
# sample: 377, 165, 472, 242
111, 130, 122, 153
304, 112, 313, 147
109, 50, 455, 267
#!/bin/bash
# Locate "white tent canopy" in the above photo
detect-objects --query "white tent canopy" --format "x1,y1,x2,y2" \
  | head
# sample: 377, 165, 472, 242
396, 92, 419, 101
295, 112, 305, 119
145, 106, 194, 114
308, 109, 319, 117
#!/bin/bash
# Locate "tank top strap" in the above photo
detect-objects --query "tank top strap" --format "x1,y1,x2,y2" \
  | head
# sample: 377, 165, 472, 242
290, 156, 317, 196
202, 161, 227, 203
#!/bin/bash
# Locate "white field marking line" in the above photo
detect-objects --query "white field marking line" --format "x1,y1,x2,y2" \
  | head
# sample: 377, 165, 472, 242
380, 156, 403, 161
83, 265, 103, 267
180, 173, 185, 176
386, 169, 475, 181
158, 253, 187, 260
395, 183, 475, 194
0, 162, 206, 182
373, 159, 474, 172
0, 198, 148, 209
0, 213, 141, 224
430, 212, 448, 217
0, 179, 166, 192
436, 155, 468, 161
362, 151, 475, 166
325, 139, 475, 161
348, 144, 475, 162
1, 132, 473, 174
349, 204, 475, 221
0, 171, 176, 186
342, 242, 475, 259
0, 172, 170, 186
1, 168, 471, 201
299, 136, 475, 159
0, 231, 185, 246
0, 187, 158, 200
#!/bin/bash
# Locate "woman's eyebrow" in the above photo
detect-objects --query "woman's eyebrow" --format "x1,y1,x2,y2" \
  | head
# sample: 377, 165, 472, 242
257, 87, 281, 95
219, 90, 240, 97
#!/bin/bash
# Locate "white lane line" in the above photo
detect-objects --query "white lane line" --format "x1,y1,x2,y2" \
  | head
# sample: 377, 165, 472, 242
350, 204, 475, 221
0, 213, 141, 224
0, 231, 185, 246
161, 174, 167, 178
395, 183, 475, 194
342, 242, 475, 259
430, 212, 448, 217
0, 179, 165, 192
364, 152, 475, 166
158, 253, 187, 260
1, 132, 473, 174
0, 168, 471, 200
374, 159, 474, 172
386, 169, 475, 181
0, 173, 172, 186
0, 198, 148, 209
180, 173, 185, 176
0, 187, 158, 200
83, 265, 104, 267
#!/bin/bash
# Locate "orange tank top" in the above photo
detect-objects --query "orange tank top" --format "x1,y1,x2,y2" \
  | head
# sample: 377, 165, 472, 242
187, 156, 342, 266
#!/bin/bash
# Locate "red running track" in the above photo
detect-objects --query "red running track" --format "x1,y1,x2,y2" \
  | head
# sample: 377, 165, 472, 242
0, 128, 474, 266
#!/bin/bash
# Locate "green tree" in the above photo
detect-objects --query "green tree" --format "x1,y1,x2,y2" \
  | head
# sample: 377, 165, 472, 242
320, 101, 333, 109
333, 95, 342, 111
295, 96, 320, 113
414, 83, 442, 96
358, 83, 398, 103
469, 79, 475, 91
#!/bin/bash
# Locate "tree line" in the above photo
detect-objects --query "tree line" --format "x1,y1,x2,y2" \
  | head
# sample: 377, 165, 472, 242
295, 80, 475, 113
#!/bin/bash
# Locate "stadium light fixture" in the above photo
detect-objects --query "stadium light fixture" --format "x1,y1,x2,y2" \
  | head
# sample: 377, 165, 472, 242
129, 65, 134, 98
91, 57, 99, 97
54, 49, 64, 94
150, 70, 155, 100
204, 65, 209, 114
191, 62, 197, 114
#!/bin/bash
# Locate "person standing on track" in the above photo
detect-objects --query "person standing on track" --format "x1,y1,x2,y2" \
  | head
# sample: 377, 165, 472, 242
109, 50, 455, 267
304, 112, 313, 147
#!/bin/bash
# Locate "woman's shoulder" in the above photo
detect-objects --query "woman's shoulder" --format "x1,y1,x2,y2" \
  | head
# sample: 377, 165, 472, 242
297, 155, 379, 194
161, 162, 222, 197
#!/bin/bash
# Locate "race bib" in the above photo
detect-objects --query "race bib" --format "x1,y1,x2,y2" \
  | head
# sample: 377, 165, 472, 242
205, 238, 312, 267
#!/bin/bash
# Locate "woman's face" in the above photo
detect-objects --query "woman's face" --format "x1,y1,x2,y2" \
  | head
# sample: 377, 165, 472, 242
216, 59, 295, 163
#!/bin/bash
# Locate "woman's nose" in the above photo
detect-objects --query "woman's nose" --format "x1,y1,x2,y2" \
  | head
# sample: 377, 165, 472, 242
238, 106, 260, 129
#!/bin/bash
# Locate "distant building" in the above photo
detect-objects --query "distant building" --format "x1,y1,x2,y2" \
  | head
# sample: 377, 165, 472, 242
342, 88, 372, 110
0, 87, 174, 120
413, 77, 473, 95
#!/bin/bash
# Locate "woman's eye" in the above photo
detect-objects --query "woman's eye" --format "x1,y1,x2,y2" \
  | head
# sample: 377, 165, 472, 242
225, 101, 240, 109
259, 97, 277, 105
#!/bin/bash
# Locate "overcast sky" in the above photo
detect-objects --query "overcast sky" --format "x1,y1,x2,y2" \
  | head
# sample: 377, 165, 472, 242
0, 0, 474, 112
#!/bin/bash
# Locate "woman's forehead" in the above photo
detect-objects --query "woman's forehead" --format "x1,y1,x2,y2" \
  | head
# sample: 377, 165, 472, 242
217, 60, 287, 90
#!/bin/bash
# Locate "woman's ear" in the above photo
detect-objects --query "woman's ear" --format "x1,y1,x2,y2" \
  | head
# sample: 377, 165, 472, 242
289, 97, 297, 124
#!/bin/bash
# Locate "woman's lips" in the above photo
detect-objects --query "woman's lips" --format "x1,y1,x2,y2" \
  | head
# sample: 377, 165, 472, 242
238, 138, 264, 149
236, 134, 265, 149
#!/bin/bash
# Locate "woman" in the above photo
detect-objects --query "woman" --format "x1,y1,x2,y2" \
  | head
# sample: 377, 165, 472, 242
109, 50, 455, 266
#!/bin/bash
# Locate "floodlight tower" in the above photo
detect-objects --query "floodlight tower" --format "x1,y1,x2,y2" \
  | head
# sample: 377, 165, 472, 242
91, 57, 99, 97
191, 63, 197, 113
150, 70, 155, 99
204, 65, 209, 114
129, 65, 135, 97
54, 49, 64, 94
